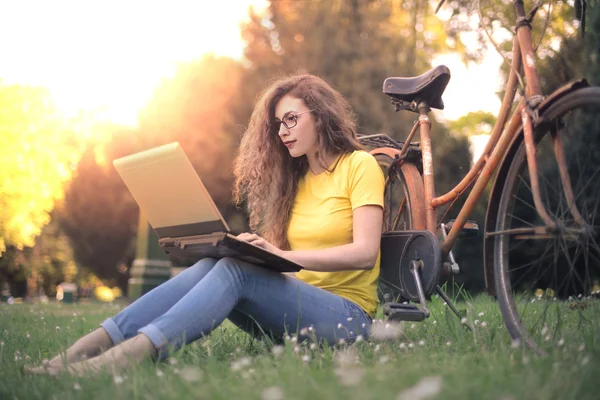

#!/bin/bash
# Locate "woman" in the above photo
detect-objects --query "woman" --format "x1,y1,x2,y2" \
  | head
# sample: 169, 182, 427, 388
26, 74, 385, 376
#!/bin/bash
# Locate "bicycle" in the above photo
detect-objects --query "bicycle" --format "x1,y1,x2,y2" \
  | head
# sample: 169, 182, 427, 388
358, 0, 600, 354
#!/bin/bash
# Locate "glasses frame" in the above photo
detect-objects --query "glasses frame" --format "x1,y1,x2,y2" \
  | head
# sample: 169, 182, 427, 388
271, 110, 315, 132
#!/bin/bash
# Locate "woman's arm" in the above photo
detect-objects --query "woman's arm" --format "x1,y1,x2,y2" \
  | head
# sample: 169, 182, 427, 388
238, 204, 382, 272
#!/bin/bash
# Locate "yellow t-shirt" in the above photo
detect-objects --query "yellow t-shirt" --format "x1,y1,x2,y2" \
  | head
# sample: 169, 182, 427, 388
287, 150, 385, 317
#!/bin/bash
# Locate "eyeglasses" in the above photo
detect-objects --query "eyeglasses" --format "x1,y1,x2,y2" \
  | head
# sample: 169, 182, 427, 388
271, 110, 314, 132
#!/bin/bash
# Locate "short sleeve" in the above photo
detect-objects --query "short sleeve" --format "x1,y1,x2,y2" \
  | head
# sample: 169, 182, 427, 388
348, 151, 385, 210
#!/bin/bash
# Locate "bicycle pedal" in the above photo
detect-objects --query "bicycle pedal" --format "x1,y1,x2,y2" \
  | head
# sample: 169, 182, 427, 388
383, 302, 428, 322
444, 219, 479, 238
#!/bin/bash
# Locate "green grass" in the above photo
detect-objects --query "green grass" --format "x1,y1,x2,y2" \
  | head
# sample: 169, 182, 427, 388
1, 295, 598, 400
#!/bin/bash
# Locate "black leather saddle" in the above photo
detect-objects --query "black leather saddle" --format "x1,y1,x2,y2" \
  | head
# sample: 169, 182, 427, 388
382, 65, 451, 110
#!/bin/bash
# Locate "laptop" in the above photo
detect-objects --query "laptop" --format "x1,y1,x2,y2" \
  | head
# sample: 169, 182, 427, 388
113, 142, 303, 273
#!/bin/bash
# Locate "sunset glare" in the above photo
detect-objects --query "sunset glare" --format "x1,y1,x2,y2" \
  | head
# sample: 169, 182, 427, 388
0, 0, 267, 126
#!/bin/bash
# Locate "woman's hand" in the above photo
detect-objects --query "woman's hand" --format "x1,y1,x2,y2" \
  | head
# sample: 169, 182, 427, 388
236, 233, 284, 257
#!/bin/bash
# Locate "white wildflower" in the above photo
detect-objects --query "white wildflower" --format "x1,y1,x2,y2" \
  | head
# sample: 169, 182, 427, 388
379, 355, 390, 364
582, 356, 590, 366
301, 354, 311, 363
370, 321, 402, 340
347, 317, 353, 322
374, 344, 381, 352
478, 312, 485, 317
168, 357, 177, 365
55, 326, 60, 331
271, 345, 284, 357
396, 375, 443, 400
337, 323, 343, 329
334, 366, 366, 387
310, 343, 317, 350
557, 338, 564, 347
481, 322, 488, 328
355, 334, 364, 343
361, 323, 366, 328
156, 369, 164, 377
113, 375, 124, 385
418, 340, 425, 346
179, 366, 203, 382
261, 386, 285, 400
460, 318, 467, 324
578, 344, 585, 352
73, 382, 81, 390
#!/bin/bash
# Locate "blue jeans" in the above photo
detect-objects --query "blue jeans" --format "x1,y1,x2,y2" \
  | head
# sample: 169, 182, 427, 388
101, 257, 372, 356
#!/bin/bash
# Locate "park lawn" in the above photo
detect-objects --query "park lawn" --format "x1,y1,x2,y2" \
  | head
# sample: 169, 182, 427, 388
0, 294, 598, 400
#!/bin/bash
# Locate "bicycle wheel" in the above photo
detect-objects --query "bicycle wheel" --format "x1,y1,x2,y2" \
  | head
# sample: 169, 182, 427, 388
493, 87, 600, 352
372, 150, 426, 302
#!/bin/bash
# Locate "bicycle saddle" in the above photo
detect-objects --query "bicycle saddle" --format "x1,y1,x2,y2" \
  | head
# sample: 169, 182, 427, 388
383, 65, 451, 110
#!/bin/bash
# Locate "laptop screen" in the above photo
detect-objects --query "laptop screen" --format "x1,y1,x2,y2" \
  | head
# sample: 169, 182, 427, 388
113, 142, 230, 238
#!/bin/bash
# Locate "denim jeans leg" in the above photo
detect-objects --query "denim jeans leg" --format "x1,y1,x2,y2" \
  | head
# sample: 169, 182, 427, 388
100, 258, 218, 344
138, 257, 372, 354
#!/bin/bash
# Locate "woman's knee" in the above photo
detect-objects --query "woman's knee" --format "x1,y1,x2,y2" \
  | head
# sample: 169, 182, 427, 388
178, 257, 218, 282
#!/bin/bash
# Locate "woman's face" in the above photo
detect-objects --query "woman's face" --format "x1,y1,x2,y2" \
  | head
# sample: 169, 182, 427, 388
274, 95, 319, 159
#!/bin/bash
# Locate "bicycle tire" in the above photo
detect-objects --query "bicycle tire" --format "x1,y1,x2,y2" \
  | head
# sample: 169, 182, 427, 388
492, 86, 600, 353
372, 150, 426, 303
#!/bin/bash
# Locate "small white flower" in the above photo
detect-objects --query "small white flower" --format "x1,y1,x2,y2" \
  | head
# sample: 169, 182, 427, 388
308, 326, 314, 332
541, 325, 548, 336
399, 342, 406, 349
545, 335, 551, 342
347, 317, 353, 322
445, 341, 452, 346
379, 355, 390, 364
156, 369, 164, 377
408, 342, 414, 348
26, 332, 30, 339
460, 317, 467, 324
338, 339, 346, 345
433, 320, 437, 324
301, 354, 311, 363
582, 356, 590, 366
478, 312, 485, 317
310, 343, 317, 350
418, 340, 425, 346
396, 375, 443, 400
73, 382, 82, 390
578, 344, 585, 352
361, 323, 366, 328
168, 357, 177, 365
261, 386, 285, 400
474, 320, 480, 326
557, 338, 564, 347
374, 344, 380, 352
299, 328, 309, 336
55, 326, 60, 331
293, 345, 301, 353
179, 366, 203, 382
355, 334, 364, 343
481, 322, 488, 328
511, 339, 521, 349
337, 323, 343, 329
113, 375, 124, 385
271, 345, 284, 357
410, 323, 416, 329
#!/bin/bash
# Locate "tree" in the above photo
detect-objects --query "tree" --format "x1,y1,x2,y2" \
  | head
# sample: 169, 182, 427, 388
0, 84, 82, 255
239, 0, 472, 198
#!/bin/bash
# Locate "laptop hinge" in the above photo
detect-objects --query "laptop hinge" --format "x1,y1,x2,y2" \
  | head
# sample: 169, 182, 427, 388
158, 232, 226, 250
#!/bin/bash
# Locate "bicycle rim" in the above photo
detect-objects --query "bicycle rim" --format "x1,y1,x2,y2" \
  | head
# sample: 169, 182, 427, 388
373, 152, 426, 302
494, 87, 600, 352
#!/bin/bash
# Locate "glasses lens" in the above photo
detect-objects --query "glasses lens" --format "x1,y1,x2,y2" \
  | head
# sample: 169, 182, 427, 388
283, 115, 297, 129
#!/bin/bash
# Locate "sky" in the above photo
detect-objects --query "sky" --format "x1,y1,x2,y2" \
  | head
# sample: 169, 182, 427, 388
0, 0, 502, 131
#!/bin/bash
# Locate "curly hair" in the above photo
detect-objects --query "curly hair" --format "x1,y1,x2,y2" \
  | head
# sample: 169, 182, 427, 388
232, 75, 363, 249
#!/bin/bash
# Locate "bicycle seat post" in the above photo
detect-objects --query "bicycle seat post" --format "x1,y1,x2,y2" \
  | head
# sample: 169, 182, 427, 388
417, 100, 437, 234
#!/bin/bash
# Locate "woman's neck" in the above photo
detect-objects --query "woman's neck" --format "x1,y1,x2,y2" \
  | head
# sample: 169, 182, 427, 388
307, 150, 338, 176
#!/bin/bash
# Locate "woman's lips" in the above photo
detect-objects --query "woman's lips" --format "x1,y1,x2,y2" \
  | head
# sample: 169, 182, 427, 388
284, 140, 296, 148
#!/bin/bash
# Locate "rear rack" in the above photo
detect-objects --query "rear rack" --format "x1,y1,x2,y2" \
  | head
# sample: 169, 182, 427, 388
358, 133, 419, 150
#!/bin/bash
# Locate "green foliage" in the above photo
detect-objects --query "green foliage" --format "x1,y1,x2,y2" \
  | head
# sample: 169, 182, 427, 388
447, 110, 497, 137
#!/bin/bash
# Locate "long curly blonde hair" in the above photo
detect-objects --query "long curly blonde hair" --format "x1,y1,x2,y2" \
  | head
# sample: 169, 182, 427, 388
233, 75, 363, 249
